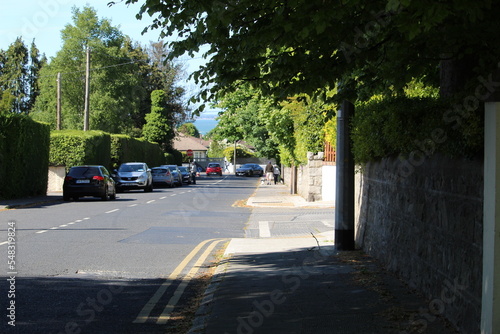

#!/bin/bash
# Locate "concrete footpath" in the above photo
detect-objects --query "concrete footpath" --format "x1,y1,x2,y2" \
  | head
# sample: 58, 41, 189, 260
189, 183, 458, 334
0, 192, 62, 210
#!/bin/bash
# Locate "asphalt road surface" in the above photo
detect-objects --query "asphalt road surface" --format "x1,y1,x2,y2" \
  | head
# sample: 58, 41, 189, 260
0, 175, 257, 334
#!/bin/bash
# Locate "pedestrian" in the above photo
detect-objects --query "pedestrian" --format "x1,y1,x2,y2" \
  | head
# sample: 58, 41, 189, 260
265, 161, 274, 185
273, 164, 280, 185
190, 161, 197, 184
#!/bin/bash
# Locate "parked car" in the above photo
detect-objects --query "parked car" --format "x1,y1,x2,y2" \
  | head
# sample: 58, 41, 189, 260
236, 163, 264, 177
151, 167, 175, 188
161, 165, 183, 186
63, 165, 116, 201
206, 163, 222, 176
113, 162, 153, 192
178, 166, 193, 184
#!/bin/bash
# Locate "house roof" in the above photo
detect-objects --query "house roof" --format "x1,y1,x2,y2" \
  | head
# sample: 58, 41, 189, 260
172, 133, 211, 151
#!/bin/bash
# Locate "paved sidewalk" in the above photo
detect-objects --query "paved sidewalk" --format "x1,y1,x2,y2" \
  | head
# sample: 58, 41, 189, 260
0, 192, 62, 210
189, 183, 457, 334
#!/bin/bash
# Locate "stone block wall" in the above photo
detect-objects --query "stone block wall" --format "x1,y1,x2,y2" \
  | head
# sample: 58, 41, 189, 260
283, 152, 326, 202
355, 155, 482, 333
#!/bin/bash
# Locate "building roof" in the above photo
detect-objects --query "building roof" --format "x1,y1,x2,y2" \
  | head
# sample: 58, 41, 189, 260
172, 133, 211, 151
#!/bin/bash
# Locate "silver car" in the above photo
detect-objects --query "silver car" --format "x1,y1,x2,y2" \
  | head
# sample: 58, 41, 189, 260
114, 162, 153, 192
161, 165, 183, 187
151, 167, 175, 188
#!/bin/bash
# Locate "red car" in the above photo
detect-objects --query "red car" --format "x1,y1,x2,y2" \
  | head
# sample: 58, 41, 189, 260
206, 163, 222, 176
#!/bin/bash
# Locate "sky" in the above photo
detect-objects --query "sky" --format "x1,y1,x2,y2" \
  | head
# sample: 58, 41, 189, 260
0, 0, 219, 121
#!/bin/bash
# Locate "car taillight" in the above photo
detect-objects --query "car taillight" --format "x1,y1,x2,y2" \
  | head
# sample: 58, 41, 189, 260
93, 175, 105, 181
65, 176, 73, 181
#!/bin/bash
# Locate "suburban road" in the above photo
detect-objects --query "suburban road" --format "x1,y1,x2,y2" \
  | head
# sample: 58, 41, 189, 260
0, 175, 257, 333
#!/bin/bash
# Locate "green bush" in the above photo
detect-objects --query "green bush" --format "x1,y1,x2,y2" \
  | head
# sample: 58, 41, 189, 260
352, 97, 483, 164
110, 135, 164, 169
223, 146, 255, 163
0, 114, 50, 199
50, 130, 111, 170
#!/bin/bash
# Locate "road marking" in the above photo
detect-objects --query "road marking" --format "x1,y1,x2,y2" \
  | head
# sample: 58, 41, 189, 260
68, 222, 75, 225
147, 200, 155, 204
59, 224, 68, 227
133, 238, 221, 324
259, 221, 271, 238
36, 230, 48, 234
0, 241, 8, 246
157, 239, 225, 324
83, 217, 90, 220
170, 194, 177, 197
50, 227, 58, 230
160, 196, 167, 199
75, 219, 83, 222
105, 209, 120, 213
128, 204, 138, 207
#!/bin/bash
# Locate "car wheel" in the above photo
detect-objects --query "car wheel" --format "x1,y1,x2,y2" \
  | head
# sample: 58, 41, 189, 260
110, 188, 116, 200
101, 187, 109, 201
145, 182, 153, 192
63, 194, 70, 201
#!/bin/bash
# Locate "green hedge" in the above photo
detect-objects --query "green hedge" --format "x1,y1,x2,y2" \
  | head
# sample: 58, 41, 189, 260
110, 135, 164, 169
352, 97, 483, 164
50, 130, 111, 169
0, 114, 50, 199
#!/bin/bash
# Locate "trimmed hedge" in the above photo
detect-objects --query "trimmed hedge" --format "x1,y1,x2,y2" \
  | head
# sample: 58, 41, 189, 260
110, 135, 164, 169
50, 130, 111, 169
50, 131, 165, 171
352, 97, 484, 164
0, 114, 50, 199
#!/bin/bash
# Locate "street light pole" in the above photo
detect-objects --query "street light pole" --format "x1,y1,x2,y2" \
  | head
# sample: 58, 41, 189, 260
334, 100, 355, 250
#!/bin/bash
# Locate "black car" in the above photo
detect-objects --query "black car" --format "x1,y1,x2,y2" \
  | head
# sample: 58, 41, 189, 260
236, 163, 264, 177
178, 166, 193, 184
63, 165, 116, 201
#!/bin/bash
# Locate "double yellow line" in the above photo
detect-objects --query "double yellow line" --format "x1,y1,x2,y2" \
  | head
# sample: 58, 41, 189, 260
133, 238, 227, 324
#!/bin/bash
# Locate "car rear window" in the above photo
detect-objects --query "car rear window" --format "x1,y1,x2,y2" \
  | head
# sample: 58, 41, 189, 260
152, 168, 167, 174
208, 163, 220, 168
68, 167, 100, 177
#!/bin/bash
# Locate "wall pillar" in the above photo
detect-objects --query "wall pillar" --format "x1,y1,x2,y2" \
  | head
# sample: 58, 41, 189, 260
482, 102, 500, 333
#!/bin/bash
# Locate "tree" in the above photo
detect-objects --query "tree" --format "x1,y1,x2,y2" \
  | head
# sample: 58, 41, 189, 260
177, 122, 200, 137
142, 90, 174, 151
211, 83, 279, 159
0, 38, 29, 113
125, 0, 500, 105
32, 6, 186, 134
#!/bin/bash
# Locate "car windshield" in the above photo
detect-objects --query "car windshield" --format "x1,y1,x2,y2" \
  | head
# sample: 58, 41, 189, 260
119, 164, 144, 172
242, 164, 253, 168
68, 167, 100, 177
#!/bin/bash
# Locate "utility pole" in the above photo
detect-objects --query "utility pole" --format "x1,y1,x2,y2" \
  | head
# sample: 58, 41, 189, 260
56, 72, 61, 130
83, 46, 90, 131
233, 140, 237, 174
334, 100, 355, 250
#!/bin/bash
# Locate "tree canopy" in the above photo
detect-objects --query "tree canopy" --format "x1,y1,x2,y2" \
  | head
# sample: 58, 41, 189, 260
31, 6, 186, 135
125, 0, 500, 105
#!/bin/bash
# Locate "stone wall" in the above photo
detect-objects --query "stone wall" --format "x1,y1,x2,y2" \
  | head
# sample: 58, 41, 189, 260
283, 152, 326, 202
355, 155, 482, 333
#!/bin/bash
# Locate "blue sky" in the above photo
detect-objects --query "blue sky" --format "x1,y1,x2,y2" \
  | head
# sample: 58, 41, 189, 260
0, 0, 219, 120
